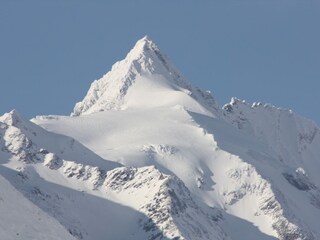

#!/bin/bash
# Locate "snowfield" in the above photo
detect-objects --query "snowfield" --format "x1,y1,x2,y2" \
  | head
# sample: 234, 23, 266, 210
1, 36, 320, 239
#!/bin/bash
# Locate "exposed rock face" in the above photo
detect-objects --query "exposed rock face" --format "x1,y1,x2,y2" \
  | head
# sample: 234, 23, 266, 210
104, 166, 227, 240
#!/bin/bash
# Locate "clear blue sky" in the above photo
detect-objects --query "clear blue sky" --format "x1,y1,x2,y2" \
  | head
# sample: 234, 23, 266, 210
1, 0, 320, 124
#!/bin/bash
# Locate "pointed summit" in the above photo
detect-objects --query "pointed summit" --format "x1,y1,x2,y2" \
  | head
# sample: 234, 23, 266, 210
124, 36, 171, 69
0, 109, 45, 135
111, 35, 186, 83
127, 35, 155, 56
72, 37, 218, 117
0, 109, 24, 127
126, 35, 161, 58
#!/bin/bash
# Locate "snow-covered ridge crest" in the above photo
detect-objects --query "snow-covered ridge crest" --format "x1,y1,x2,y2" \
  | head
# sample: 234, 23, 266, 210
0, 110, 119, 170
0, 109, 25, 127
72, 36, 218, 117
222, 97, 320, 168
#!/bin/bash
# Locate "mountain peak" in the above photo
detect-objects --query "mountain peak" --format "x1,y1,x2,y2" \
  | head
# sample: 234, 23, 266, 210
72, 37, 218, 117
0, 109, 24, 127
121, 35, 181, 78
129, 35, 156, 56
126, 36, 166, 70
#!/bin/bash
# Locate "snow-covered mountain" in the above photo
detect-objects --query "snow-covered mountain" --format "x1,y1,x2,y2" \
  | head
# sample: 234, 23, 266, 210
71, 36, 218, 117
1, 36, 320, 240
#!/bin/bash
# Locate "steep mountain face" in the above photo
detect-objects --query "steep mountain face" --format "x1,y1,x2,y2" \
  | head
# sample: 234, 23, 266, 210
0, 174, 77, 240
72, 36, 218, 117
222, 97, 320, 175
221, 98, 320, 239
2, 37, 320, 240
104, 166, 227, 240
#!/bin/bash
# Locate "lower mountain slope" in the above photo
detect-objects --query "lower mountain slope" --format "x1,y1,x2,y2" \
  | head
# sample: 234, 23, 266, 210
1, 110, 227, 240
33, 100, 320, 239
0, 173, 76, 240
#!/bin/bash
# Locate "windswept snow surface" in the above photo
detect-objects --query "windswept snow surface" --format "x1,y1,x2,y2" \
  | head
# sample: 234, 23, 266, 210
0, 174, 76, 240
2, 37, 320, 240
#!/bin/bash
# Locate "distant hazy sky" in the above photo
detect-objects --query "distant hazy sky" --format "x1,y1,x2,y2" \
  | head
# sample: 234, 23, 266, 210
1, 0, 320, 124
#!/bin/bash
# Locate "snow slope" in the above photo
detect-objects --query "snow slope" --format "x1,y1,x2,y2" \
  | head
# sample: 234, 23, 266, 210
0, 173, 76, 240
36, 102, 319, 239
0, 109, 226, 239
2, 36, 320, 240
